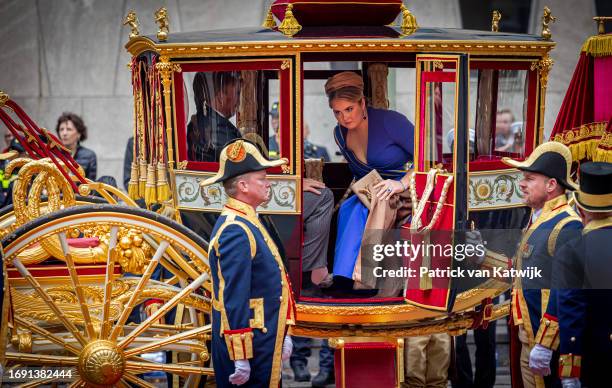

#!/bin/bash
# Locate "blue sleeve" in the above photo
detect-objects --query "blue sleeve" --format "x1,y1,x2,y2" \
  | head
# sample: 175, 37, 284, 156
554, 227, 586, 357
217, 224, 252, 332
384, 110, 414, 160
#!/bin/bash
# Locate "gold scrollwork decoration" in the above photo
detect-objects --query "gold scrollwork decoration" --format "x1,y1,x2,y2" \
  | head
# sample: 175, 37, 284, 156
0, 90, 9, 107
530, 53, 554, 89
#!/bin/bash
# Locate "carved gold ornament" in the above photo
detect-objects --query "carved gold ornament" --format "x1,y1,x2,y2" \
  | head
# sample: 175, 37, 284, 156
262, 8, 277, 29
278, 4, 302, 37
491, 10, 501, 32
78, 340, 126, 386
541, 6, 556, 40
400, 4, 418, 35
123, 10, 140, 39
0, 90, 9, 107
155, 7, 170, 42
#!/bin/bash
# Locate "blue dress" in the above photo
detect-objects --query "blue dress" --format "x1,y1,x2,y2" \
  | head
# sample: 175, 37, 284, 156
333, 107, 414, 279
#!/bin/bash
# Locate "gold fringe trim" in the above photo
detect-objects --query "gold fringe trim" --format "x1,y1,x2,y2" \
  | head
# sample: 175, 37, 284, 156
138, 159, 147, 197
553, 121, 608, 161
581, 34, 612, 57
594, 132, 612, 163
127, 162, 140, 199
144, 163, 157, 206
156, 161, 171, 202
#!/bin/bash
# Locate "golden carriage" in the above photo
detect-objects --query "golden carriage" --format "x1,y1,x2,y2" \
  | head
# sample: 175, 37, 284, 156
0, 1, 569, 386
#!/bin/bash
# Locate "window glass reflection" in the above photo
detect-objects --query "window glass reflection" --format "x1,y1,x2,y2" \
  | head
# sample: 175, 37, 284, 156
184, 70, 280, 162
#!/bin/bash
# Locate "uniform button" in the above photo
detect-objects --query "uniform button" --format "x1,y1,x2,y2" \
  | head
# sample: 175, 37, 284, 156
609, 334, 612, 341
279, 296, 283, 302
545, 320, 550, 327
570, 337, 576, 342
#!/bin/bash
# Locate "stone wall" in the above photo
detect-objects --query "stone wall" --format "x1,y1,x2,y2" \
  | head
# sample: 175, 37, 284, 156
0, 0, 598, 183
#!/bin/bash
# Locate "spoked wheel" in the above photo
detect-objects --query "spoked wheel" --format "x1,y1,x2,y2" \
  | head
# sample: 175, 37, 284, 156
2, 204, 214, 387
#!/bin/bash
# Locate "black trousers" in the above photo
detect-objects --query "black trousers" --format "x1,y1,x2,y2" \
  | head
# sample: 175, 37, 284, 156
452, 323, 497, 388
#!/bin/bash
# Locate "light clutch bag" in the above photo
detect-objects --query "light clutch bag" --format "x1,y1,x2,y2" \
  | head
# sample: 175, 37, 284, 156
351, 169, 383, 210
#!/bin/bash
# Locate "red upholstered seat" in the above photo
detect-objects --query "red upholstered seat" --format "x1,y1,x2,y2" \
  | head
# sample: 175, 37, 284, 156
271, 0, 402, 27
334, 342, 397, 388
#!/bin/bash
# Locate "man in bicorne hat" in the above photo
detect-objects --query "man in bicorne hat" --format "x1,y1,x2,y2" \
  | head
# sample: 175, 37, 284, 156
549, 162, 612, 388
201, 139, 295, 387
502, 141, 583, 388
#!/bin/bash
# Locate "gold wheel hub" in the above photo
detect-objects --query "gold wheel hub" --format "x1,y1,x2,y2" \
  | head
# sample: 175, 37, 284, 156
78, 340, 125, 386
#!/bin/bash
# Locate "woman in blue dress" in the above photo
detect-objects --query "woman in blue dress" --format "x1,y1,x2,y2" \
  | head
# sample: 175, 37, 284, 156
325, 71, 414, 285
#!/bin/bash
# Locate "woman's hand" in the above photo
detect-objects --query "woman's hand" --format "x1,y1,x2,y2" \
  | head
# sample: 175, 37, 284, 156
373, 179, 405, 201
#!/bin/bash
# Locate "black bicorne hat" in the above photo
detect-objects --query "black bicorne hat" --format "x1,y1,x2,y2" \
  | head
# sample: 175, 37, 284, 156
502, 141, 577, 191
200, 138, 287, 187
573, 162, 612, 212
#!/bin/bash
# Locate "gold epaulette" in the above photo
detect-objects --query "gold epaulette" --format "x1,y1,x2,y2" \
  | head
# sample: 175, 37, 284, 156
547, 213, 582, 256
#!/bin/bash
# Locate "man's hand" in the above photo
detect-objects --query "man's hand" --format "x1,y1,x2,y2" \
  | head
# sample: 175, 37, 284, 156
229, 359, 250, 385
282, 335, 293, 361
561, 378, 581, 388
303, 178, 326, 195
529, 344, 553, 376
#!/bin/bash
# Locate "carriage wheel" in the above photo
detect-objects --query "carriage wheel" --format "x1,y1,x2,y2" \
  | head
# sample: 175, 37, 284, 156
2, 204, 214, 387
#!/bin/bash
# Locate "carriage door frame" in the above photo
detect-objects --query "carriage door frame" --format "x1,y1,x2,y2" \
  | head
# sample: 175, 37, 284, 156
415, 54, 469, 230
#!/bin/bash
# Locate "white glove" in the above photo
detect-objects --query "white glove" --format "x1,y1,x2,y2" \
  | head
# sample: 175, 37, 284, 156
465, 230, 485, 265
561, 378, 581, 388
529, 344, 553, 376
229, 359, 250, 386
282, 335, 293, 361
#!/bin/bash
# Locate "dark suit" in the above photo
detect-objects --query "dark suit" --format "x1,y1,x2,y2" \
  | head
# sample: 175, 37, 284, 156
123, 137, 134, 190
74, 145, 97, 181
554, 217, 612, 387
187, 106, 241, 162
210, 197, 294, 387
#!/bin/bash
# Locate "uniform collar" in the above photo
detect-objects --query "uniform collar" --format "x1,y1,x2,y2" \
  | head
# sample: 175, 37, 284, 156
584, 216, 612, 234
539, 194, 568, 218
224, 197, 258, 219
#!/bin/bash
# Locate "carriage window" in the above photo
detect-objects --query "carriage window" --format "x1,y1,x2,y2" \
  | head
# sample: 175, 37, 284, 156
302, 63, 416, 164
417, 59, 458, 172
469, 68, 528, 160
183, 69, 281, 163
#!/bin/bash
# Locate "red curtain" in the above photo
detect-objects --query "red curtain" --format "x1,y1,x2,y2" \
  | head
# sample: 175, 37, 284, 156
594, 56, 612, 122
550, 52, 594, 140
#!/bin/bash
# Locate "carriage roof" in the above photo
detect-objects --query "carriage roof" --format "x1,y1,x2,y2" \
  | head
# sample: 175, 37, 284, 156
127, 26, 554, 57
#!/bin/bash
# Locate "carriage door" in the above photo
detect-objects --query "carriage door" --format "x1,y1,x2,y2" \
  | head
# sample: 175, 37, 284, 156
404, 54, 468, 311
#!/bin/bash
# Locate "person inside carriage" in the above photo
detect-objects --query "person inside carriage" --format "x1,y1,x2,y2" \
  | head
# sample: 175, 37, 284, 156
325, 71, 414, 294
187, 71, 242, 162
